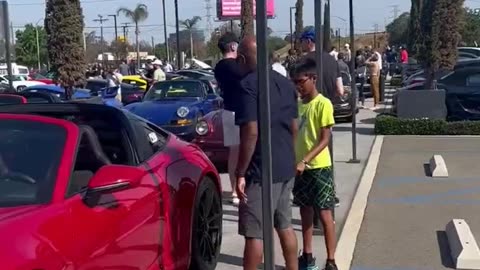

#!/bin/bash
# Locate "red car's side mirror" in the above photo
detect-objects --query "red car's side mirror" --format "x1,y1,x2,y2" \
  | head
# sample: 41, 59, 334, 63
87, 165, 145, 194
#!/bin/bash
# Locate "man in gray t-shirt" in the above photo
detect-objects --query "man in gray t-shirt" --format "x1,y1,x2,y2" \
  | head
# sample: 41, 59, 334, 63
118, 60, 130, 76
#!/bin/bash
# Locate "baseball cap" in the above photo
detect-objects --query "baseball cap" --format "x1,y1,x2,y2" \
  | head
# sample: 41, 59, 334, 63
300, 29, 316, 42
152, 59, 163, 66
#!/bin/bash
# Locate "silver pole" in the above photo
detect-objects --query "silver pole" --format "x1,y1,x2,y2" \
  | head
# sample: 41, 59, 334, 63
162, 0, 170, 62
36, 28, 41, 70
257, 0, 274, 269
314, 0, 323, 92
347, 0, 360, 164
1, 1, 13, 91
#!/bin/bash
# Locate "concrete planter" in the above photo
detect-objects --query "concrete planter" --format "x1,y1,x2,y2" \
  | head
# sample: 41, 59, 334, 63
395, 89, 447, 120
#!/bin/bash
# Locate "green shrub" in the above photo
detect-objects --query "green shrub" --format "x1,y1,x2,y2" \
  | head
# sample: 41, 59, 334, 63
390, 77, 403, 87
374, 114, 480, 135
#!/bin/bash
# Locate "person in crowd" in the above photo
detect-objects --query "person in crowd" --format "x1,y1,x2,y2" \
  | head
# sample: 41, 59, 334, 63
400, 46, 409, 64
271, 52, 288, 77
235, 36, 298, 270
337, 52, 350, 78
355, 49, 367, 107
118, 60, 130, 76
343, 43, 352, 63
213, 32, 245, 206
163, 61, 174, 73
366, 53, 381, 110
141, 60, 155, 90
284, 49, 298, 75
129, 59, 136, 75
329, 46, 338, 60
291, 58, 338, 270
152, 59, 166, 83
300, 29, 342, 208
385, 46, 397, 76
373, 48, 383, 73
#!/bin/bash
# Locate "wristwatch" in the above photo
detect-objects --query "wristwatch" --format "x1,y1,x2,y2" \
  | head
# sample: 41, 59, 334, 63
301, 159, 309, 165
235, 169, 245, 178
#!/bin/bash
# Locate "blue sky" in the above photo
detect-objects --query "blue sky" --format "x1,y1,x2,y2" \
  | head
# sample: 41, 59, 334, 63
8, 0, 480, 43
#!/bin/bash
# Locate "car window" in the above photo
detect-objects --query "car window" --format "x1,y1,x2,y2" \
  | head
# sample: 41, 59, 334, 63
24, 88, 64, 99
18, 68, 29, 75
0, 77, 7, 83
144, 81, 204, 100
466, 73, 480, 87
440, 70, 468, 87
177, 71, 204, 79
0, 119, 66, 206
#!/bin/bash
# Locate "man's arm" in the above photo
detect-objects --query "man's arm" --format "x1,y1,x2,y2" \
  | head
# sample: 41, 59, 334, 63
335, 62, 345, 96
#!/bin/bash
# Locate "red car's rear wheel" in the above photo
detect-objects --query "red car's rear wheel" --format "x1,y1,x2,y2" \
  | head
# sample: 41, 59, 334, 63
190, 177, 222, 270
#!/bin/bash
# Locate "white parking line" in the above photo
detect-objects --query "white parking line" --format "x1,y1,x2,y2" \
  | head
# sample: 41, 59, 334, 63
335, 135, 384, 270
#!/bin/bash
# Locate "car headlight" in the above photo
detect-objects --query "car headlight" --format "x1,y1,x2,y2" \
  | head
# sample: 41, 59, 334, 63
177, 106, 190, 118
195, 120, 209, 135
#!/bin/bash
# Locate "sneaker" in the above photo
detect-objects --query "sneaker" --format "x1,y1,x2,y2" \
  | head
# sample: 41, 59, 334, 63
298, 254, 319, 270
231, 196, 240, 206
324, 261, 338, 270
334, 197, 340, 207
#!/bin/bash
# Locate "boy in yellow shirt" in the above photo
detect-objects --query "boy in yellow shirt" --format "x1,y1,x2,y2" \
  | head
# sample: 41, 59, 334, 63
291, 58, 337, 270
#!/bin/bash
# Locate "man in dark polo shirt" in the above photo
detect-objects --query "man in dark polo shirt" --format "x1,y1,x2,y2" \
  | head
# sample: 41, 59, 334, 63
235, 36, 299, 270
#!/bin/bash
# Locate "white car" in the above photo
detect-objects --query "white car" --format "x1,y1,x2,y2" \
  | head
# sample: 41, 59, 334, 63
0, 75, 45, 91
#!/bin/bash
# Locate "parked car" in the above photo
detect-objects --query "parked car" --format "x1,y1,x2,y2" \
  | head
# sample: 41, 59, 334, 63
125, 79, 223, 142
0, 103, 222, 270
29, 73, 55, 85
121, 75, 148, 90
19, 85, 123, 108
175, 70, 218, 91
0, 75, 45, 91
0, 94, 27, 105
85, 79, 144, 105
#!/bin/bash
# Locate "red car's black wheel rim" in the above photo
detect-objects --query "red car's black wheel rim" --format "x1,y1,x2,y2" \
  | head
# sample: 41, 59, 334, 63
195, 188, 222, 263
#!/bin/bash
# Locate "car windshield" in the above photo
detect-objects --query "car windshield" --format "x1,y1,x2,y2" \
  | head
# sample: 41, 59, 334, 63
0, 119, 66, 207
144, 81, 204, 101
4, 75, 26, 82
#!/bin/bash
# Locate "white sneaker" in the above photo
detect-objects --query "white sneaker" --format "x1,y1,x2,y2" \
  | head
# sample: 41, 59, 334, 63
232, 197, 240, 206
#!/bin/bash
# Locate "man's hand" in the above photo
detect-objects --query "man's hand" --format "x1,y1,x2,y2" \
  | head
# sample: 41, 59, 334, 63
236, 177, 247, 203
296, 162, 306, 176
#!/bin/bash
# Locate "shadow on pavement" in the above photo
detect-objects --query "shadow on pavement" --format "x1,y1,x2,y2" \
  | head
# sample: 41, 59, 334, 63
423, 163, 432, 177
360, 117, 376, 125
219, 253, 286, 269
332, 126, 374, 135
436, 230, 455, 268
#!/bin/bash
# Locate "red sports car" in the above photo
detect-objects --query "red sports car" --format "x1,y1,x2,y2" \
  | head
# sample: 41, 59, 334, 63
192, 110, 228, 169
0, 103, 222, 270
29, 73, 55, 85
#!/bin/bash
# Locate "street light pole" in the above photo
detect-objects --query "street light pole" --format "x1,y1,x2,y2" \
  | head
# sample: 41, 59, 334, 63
289, 7, 296, 48
162, 0, 170, 62
94, 15, 108, 65
348, 0, 360, 163
35, 18, 43, 71
256, 0, 274, 269
1, 1, 13, 91
108, 14, 118, 41
174, 0, 181, 69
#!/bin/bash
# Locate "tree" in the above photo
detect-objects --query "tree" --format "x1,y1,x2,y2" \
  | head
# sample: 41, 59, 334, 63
421, 0, 464, 89
45, 0, 86, 99
206, 22, 242, 58
294, 0, 304, 52
180, 16, 202, 58
14, 24, 48, 68
460, 8, 480, 46
117, 3, 149, 69
267, 36, 288, 53
386, 12, 410, 46
323, 0, 331, 50
240, 0, 254, 38
408, 0, 423, 56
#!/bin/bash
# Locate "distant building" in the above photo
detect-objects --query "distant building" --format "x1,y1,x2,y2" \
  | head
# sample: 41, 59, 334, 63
168, 30, 205, 51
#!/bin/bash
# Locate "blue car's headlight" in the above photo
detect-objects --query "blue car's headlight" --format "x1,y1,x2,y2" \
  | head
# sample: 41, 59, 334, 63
177, 106, 190, 118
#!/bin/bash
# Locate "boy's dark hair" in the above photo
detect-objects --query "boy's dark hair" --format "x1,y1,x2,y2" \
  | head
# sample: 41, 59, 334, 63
290, 58, 317, 78
338, 52, 345, 60
218, 32, 239, 54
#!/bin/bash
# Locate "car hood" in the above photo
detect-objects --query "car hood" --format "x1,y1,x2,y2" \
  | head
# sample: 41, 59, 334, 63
0, 205, 44, 223
126, 98, 200, 125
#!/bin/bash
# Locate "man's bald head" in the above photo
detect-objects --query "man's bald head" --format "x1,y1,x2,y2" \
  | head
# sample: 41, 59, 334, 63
238, 35, 257, 72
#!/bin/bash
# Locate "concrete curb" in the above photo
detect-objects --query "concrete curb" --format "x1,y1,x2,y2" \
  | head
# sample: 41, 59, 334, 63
429, 154, 449, 178
336, 135, 384, 270
446, 219, 480, 269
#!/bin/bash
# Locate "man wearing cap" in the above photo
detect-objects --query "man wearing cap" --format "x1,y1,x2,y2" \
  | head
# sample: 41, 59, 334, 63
214, 32, 246, 206
152, 59, 166, 83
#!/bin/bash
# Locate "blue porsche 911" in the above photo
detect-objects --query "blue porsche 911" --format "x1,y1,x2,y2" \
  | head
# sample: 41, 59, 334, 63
125, 79, 223, 141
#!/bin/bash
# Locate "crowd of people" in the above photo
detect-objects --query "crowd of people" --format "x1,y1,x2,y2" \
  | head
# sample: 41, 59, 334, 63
214, 29, 344, 270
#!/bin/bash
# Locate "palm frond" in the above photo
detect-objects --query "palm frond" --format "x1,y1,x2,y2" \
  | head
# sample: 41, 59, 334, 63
117, 7, 135, 19
135, 4, 149, 22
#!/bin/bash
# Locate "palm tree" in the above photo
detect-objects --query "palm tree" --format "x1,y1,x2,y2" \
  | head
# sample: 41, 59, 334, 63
117, 4, 149, 70
240, 0, 254, 38
294, 0, 304, 52
180, 16, 202, 58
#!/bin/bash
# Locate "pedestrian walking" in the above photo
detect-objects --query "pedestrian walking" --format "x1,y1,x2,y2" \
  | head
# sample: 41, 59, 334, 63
118, 60, 130, 76
235, 36, 299, 270
284, 49, 299, 76
291, 58, 338, 270
213, 32, 245, 206
366, 53, 381, 110
271, 52, 288, 77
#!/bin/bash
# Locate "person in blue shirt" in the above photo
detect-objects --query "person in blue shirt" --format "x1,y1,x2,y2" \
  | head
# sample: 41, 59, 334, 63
234, 36, 299, 270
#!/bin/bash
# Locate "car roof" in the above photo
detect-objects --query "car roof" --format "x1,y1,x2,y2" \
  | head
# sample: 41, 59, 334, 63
455, 59, 480, 69
23, 84, 63, 91
0, 103, 120, 114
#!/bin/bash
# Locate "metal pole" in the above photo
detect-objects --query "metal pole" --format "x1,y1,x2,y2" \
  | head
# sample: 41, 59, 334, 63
1, 1, 13, 91
314, 0, 323, 93
162, 0, 170, 62
289, 8, 293, 46
257, 0, 274, 268
174, 0, 181, 69
348, 0, 360, 163
36, 28, 41, 70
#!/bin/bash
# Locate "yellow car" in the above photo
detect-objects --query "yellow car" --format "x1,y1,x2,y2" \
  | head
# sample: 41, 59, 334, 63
121, 75, 148, 91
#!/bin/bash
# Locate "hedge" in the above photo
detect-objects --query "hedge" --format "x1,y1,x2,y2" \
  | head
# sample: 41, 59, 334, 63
375, 114, 480, 135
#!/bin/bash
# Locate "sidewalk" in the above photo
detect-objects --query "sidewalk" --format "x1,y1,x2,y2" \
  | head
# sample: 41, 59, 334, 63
342, 136, 480, 270
217, 101, 378, 269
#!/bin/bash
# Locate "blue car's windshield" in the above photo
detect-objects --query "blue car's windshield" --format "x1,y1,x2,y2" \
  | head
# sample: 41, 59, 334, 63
144, 81, 204, 101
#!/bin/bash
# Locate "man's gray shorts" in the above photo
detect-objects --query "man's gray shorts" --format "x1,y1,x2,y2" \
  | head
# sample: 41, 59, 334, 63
238, 178, 294, 239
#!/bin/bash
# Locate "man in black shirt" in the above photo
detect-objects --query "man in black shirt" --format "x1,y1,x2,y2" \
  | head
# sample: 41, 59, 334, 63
235, 36, 298, 270
214, 32, 244, 205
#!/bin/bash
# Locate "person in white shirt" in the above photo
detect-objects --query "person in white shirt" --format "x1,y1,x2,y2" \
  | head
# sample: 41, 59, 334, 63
344, 43, 352, 63
374, 49, 383, 71
270, 52, 287, 77
329, 46, 338, 60
163, 61, 174, 72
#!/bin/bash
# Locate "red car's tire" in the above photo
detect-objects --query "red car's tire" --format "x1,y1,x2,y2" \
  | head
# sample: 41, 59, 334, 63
190, 177, 222, 270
